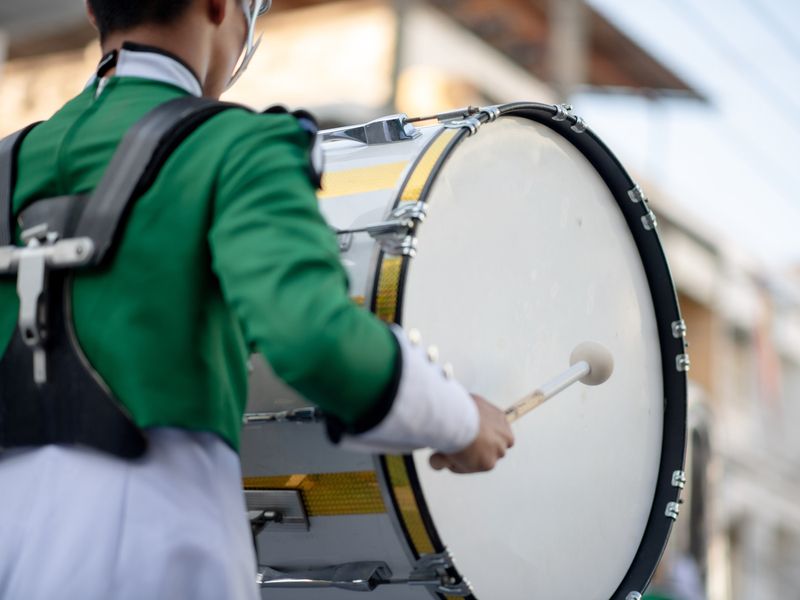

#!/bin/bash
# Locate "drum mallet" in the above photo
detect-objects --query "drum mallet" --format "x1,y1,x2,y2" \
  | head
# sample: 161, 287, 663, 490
505, 342, 614, 423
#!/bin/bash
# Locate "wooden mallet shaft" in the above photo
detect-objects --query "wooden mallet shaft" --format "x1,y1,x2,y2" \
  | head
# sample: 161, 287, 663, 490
505, 342, 614, 424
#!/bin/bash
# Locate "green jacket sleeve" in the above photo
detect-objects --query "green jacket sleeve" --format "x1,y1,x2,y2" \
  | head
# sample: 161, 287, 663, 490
208, 112, 397, 426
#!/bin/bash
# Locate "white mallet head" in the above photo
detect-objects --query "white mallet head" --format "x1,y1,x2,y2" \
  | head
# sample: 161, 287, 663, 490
570, 342, 614, 386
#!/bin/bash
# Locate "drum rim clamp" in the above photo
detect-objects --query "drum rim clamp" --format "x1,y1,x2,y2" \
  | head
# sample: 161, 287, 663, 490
407, 550, 473, 597
253, 551, 472, 595
336, 202, 428, 257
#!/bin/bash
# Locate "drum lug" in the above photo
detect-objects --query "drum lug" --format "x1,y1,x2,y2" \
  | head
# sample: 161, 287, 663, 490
408, 550, 473, 597
676, 353, 691, 372
671, 470, 687, 489
626, 592, 643, 600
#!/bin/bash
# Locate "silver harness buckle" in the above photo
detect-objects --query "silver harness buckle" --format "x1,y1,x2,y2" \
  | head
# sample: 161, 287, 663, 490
0, 225, 95, 385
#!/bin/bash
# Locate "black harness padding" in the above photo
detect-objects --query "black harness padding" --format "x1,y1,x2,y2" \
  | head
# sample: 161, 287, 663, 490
0, 96, 249, 459
76, 97, 245, 265
0, 123, 42, 246
0, 269, 149, 458
17, 194, 89, 238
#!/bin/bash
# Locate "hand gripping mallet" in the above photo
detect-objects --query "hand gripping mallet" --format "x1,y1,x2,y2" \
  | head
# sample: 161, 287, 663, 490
505, 341, 614, 423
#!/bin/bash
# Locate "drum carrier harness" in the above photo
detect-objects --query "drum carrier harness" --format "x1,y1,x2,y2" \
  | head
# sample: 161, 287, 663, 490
0, 97, 250, 460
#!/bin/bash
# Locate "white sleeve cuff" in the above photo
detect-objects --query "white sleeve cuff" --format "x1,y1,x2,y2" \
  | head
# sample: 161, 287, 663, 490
339, 326, 479, 455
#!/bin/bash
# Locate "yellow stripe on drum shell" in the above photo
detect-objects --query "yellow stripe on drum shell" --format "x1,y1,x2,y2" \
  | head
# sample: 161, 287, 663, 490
374, 129, 460, 324
243, 472, 386, 517
399, 130, 458, 203
384, 456, 436, 555
374, 129, 462, 566
318, 161, 409, 200
374, 257, 403, 322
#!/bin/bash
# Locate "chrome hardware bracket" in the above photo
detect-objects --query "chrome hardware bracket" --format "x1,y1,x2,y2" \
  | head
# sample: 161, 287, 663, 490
336, 202, 428, 257
249, 509, 282, 538
641, 210, 658, 231
443, 115, 482, 135
665, 501, 681, 521
0, 227, 95, 384
408, 551, 472, 597
571, 117, 588, 133
481, 105, 502, 122
257, 561, 393, 591
671, 319, 687, 339
338, 232, 354, 253
322, 115, 421, 146
672, 470, 687, 489
552, 103, 573, 122
242, 407, 322, 425
676, 353, 691, 372
628, 184, 647, 204
245, 490, 309, 532
626, 593, 643, 600
551, 103, 588, 132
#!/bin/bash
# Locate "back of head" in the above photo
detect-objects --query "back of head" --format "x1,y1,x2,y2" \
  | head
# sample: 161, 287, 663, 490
87, 0, 195, 40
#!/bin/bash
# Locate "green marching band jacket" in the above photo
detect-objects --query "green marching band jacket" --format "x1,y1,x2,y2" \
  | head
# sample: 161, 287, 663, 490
0, 73, 399, 452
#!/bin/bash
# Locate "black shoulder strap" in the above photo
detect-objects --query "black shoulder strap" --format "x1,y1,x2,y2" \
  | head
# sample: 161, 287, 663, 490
0, 123, 43, 246
74, 96, 249, 266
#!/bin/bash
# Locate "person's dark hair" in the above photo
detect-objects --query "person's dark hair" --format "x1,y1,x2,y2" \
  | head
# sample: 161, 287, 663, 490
88, 0, 195, 39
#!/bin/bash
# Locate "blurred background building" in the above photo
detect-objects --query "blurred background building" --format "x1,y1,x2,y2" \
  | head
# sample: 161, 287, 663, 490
1, 1, 798, 598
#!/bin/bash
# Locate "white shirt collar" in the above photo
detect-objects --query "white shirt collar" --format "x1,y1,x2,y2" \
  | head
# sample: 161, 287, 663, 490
88, 44, 203, 98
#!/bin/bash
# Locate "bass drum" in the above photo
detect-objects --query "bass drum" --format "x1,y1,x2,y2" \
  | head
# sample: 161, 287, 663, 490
241, 102, 688, 600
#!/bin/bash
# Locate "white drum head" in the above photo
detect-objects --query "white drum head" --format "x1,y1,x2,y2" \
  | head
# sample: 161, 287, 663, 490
403, 118, 664, 599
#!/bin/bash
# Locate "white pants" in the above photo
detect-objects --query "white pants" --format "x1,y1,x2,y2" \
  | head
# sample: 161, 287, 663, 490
0, 429, 259, 600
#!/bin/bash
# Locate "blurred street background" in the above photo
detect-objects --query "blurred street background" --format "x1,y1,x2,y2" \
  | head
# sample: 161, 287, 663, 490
1, 1, 798, 598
